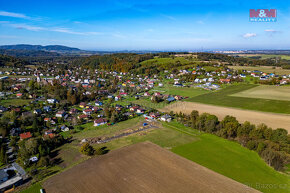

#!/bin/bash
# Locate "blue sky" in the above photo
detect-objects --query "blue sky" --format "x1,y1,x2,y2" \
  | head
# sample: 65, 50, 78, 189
0, 0, 289, 50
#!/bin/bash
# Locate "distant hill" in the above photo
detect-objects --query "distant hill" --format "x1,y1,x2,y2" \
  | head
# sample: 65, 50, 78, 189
0, 49, 61, 57
0, 44, 81, 52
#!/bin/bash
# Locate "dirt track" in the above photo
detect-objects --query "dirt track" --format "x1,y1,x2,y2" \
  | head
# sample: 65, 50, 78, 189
43, 142, 259, 193
160, 101, 290, 132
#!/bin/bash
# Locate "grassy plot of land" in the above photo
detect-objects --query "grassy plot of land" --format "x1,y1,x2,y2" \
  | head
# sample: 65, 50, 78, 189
231, 85, 290, 101
132, 84, 209, 109
0, 98, 32, 106
94, 122, 197, 150
133, 98, 172, 109
20, 183, 42, 193
73, 116, 144, 139
228, 65, 290, 75
187, 84, 290, 114
169, 122, 290, 193
140, 57, 198, 66
238, 54, 290, 60
55, 116, 198, 170
152, 84, 209, 97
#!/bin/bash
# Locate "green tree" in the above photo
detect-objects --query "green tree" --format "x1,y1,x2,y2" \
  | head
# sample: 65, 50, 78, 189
80, 143, 95, 156
190, 110, 199, 129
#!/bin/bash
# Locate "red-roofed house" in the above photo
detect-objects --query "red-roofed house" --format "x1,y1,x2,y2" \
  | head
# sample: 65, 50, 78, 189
94, 118, 107, 126
20, 132, 32, 140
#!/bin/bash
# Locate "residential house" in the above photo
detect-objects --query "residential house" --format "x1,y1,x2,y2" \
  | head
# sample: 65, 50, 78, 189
56, 110, 66, 118
144, 92, 150, 97
79, 102, 86, 108
47, 99, 57, 104
95, 101, 103, 106
20, 132, 32, 140
44, 117, 51, 122
78, 114, 89, 119
149, 112, 160, 119
136, 108, 146, 114
69, 108, 78, 115
115, 95, 121, 101
16, 93, 23, 98
219, 79, 231, 84
174, 95, 183, 100
33, 109, 42, 115
94, 118, 108, 126
61, 125, 70, 132
167, 97, 176, 102
120, 92, 128, 96
0, 170, 8, 183
130, 106, 139, 112
43, 106, 52, 112
160, 114, 172, 122
83, 109, 92, 115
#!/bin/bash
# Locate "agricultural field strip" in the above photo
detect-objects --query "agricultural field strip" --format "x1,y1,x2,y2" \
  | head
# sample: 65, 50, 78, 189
227, 65, 290, 75
230, 85, 290, 101
160, 101, 290, 131
187, 84, 290, 114
87, 122, 159, 144
42, 142, 260, 193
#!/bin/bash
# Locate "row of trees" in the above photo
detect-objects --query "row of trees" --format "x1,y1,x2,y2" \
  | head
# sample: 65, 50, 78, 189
172, 111, 289, 171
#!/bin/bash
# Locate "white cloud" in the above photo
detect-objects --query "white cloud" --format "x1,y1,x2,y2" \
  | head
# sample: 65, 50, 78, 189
2, 22, 101, 36
265, 29, 275, 32
10, 23, 44, 31
51, 28, 102, 35
160, 14, 177, 21
0, 11, 30, 19
197, 20, 204, 24
243, 33, 256, 38
265, 29, 280, 33
146, 29, 154, 32
112, 32, 127, 39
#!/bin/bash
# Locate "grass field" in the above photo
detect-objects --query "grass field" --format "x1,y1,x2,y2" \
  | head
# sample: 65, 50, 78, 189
131, 84, 209, 109
49, 116, 198, 172
187, 84, 290, 114
0, 98, 32, 106
231, 85, 290, 101
20, 183, 42, 193
228, 65, 290, 75
169, 122, 290, 193
140, 57, 198, 67
152, 84, 209, 97
238, 54, 290, 60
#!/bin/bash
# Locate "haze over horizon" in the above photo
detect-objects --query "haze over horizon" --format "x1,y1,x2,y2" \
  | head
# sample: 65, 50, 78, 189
0, 0, 289, 51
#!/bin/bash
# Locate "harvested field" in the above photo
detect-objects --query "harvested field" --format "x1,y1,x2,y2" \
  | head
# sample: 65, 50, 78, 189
160, 101, 290, 131
43, 142, 259, 193
228, 65, 290, 75
230, 85, 290, 101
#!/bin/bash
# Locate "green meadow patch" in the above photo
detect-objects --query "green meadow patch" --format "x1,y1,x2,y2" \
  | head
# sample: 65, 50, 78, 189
169, 122, 290, 193
0, 98, 32, 106
20, 183, 42, 193
187, 84, 290, 114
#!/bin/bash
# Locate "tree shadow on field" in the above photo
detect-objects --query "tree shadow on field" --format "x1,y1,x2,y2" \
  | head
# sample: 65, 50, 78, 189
96, 146, 110, 155
49, 149, 60, 159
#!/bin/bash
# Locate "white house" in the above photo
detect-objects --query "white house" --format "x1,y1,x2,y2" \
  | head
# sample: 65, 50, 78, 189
160, 114, 172, 122
94, 118, 107, 126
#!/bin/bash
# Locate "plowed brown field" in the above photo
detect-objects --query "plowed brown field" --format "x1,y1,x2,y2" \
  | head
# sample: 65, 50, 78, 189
43, 142, 259, 193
